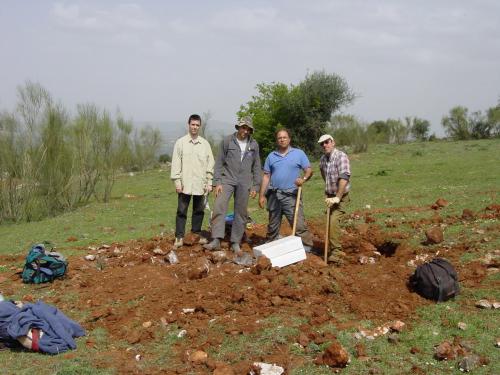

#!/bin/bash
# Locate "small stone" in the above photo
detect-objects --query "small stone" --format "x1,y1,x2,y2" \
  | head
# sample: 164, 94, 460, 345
425, 226, 444, 244
457, 322, 467, 330
495, 338, 500, 348
135, 354, 142, 361
153, 248, 164, 255
458, 354, 480, 372
177, 329, 187, 338
476, 299, 492, 309
390, 320, 405, 333
84, 254, 96, 261
210, 251, 228, 263
315, 341, 350, 367
142, 321, 152, 328
387, 333, 399, 344
251, 362, 285, 375
493, 302, 500, 309
189, 350, 208, 364
182, 308, 195, 314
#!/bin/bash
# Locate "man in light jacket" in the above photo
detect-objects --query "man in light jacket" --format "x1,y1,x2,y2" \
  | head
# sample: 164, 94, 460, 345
171, 114, 214, 249
204, 117, 261, 252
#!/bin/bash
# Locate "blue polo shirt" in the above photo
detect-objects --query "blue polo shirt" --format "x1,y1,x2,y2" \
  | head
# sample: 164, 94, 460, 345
263, 147, 310, 190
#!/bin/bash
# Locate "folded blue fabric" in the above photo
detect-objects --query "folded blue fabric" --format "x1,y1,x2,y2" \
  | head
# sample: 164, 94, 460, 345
0, 300, 85, 354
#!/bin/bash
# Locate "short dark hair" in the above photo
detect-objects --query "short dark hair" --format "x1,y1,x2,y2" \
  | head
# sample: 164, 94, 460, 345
275, 128, 291, 138
188, 114, 202, 124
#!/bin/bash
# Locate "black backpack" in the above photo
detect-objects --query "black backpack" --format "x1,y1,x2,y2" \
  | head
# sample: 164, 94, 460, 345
409, 258, 459, 302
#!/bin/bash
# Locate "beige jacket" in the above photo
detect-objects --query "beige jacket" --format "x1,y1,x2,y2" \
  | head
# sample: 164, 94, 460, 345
170, 134, 214, 195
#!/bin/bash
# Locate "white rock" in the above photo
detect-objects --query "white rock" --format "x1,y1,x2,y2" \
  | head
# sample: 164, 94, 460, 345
135, 354, 142, 361
177, 329, 187, 338
476, 299, 492, 309
182, 308, 195, 314
251, 362, 285, 375
153, 248, 164, 255
84, 254, 96, 261
457, 322, 467, 330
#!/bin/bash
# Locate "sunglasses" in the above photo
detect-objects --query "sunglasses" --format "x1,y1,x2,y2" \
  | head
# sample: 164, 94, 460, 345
320, 139, 332, 146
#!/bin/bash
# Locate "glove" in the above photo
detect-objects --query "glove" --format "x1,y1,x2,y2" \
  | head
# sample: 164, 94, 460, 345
325, 197, 340, 207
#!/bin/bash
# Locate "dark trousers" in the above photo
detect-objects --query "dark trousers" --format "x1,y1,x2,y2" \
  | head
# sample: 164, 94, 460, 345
175, 193, 205, 238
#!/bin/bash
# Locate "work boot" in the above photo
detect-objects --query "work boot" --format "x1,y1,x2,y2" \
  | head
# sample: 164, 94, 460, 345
231, 242, 241, 252
203, 238, 220, 251
173, 237, 183, 249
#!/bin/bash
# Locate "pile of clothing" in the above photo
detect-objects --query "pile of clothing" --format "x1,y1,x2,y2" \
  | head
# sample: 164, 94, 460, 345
0, 300, 85, 354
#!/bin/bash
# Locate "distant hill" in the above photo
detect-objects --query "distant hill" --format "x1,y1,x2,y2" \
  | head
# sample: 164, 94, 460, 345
135, 120, 234, 155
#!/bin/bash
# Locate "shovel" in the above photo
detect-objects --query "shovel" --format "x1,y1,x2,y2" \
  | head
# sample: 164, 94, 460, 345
324, 205, 331, 263
253, 186, 306, 268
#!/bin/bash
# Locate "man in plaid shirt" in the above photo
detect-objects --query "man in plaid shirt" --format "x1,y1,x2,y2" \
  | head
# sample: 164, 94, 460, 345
318, 134, 351, 264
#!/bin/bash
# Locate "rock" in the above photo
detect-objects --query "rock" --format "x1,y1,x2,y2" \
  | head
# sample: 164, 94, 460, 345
210, 251, 228, 263
457, 322, 467, 330
434, 341, 456, 360
177, 329, 187, 338
387, 333, 399, 344
188, 257, 210, 280
252, 256, 272, 274
458, 354, 480, 372
142, 321, 152, 328
233, 252, 254, 266
84, 254, 96, 261
315, 341, 349, 367
432, 198, 449, 209
188, 350, 208, 364
135, 354, 142, 361
495, 338, 500, 348
476, 299, 492, 309
390, 321, 405, 333
461, 209, 475, 220
425, 226, 444, 244
251, 362, 285, 375
493, 302, 500, 309
166, 251, 179, 264
298, 333, 310, 347
153, 248, 164, 255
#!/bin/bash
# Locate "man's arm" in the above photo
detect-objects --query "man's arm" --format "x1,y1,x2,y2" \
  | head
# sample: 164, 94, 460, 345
205, 143, 215, 193
170, 140, 183, 193
295, 166, 313, 186
250, 142, 262, 198
259, 173, 270, 208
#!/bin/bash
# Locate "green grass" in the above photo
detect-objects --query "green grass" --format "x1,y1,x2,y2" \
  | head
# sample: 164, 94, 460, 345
0, 138, 499, 373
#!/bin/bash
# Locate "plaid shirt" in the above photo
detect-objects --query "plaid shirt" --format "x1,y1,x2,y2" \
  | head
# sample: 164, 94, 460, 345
319, 148, 351, 195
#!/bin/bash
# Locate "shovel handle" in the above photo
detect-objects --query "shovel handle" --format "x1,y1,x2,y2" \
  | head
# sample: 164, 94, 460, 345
291, 186, 302, 236
324, 205, 331, 263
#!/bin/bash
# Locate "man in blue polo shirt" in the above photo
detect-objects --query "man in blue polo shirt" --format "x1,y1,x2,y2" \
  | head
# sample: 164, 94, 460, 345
258, 129, 314, 251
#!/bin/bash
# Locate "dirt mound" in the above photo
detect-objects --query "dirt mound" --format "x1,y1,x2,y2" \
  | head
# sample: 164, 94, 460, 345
0, 220, 491, 373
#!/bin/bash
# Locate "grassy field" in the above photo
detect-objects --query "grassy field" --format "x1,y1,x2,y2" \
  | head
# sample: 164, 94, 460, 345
0, 139, 499, 374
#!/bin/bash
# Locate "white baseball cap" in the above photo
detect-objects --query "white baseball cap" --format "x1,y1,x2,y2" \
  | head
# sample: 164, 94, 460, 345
317, 134, 334, 143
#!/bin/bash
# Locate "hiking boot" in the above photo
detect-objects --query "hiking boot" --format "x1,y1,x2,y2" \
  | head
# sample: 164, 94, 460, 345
203, 238, 220, 251
231, 242, 241, 252
173, 238, 183, 249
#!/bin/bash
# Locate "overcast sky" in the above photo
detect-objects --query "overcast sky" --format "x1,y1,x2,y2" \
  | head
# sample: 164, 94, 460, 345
1, 1, 499, 135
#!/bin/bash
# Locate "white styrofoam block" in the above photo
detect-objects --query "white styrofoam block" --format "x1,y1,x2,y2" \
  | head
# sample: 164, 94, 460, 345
253, 236, 303, 258
269, 250, 306, 268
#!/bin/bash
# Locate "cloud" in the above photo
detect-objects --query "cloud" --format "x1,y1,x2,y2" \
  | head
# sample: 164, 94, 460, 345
208, 7, 306, 37
51, 2, 157, 32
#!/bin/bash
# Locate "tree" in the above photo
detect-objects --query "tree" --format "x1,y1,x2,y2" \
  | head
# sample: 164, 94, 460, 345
238, 71, 354, 157
487, 104, 500, 137
329, 114, 369, 153
407, 117, 430, 141
441, 106, 472, 140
